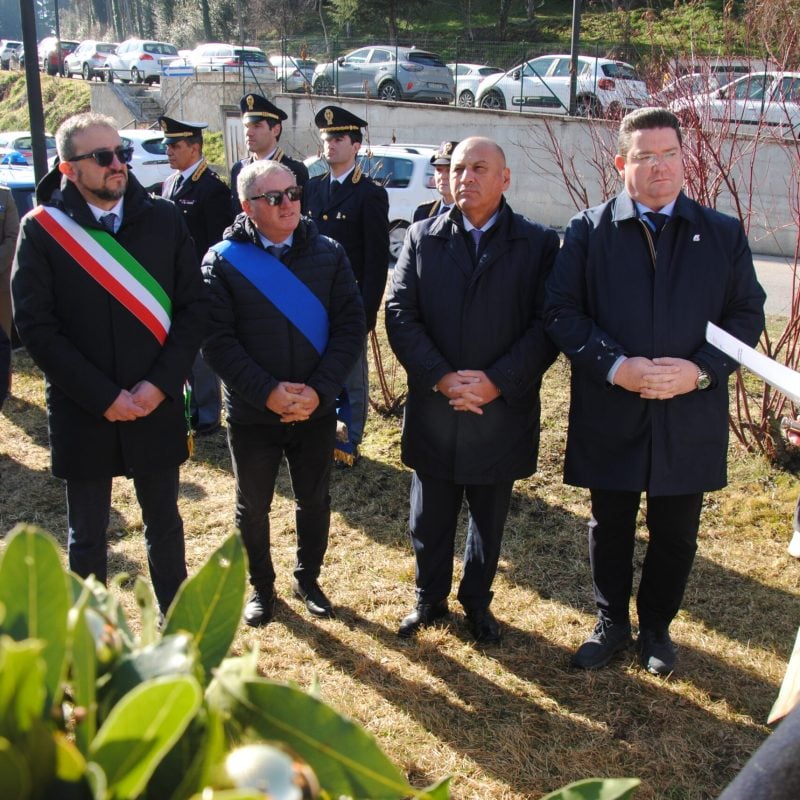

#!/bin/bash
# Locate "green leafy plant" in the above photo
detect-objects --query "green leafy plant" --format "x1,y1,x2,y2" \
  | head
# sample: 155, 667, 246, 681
0, 523, 450, 799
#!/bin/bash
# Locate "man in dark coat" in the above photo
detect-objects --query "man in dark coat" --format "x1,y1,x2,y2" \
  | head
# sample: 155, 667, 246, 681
544, 107, 766, 675
11, 112, 208, 614
302, 106, 389, 466
229, 93, 309, 216
161, 116, 233, 436
386, 137, 559, 644
203, 160, 365, 627
412, 140, 457, 222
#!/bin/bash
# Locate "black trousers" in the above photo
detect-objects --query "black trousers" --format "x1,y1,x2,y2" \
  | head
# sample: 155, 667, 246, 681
408, 471, 514, 610
588, 488, 704, 632
66, 466, 187, 614
228, 415, 336, 592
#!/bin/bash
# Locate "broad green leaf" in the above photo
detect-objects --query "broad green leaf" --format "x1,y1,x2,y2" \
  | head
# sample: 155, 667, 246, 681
53, 731, 87, 783
0, 636, 46, 738
135, 577, 160, 647
540, 778, 641, 800
0, 737, 32, 800
418, 776, 451, 799
70, 573, 135, 652
0, 525, 70, 712
19, 717, 56, 797
210, 675, 415, 800
90, 675, 202, 800
163, 532, 247, 682
66, 601, 98, 755
97, 633, 199, 721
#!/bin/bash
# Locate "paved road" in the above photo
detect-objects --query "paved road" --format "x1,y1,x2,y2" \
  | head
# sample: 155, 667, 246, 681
754, 254, 795, 317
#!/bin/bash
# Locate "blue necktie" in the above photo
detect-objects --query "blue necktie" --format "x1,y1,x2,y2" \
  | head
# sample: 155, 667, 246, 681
268, 245, 287, 261
470, 228, 483, 256
643, 212, 668, 240
100, 213, 117, 234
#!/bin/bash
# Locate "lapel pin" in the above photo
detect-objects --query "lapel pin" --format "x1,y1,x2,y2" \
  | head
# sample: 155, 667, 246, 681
693, 234, 701, 242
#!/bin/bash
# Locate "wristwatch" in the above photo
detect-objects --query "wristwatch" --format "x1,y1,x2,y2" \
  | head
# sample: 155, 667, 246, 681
694, 364, 711, 391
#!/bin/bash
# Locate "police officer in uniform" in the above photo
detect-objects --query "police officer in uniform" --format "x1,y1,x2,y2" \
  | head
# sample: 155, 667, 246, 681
230, 93, 309, 216
160, 115, 232, 435
413, 141, 458, 222
302, 106, 389, 466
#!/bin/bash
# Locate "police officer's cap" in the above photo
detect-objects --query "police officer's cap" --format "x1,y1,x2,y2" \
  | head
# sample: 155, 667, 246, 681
240, 93, 288, 123
158, 116, 207, 143
430, 141, 459, 166
315, 106, 368, 137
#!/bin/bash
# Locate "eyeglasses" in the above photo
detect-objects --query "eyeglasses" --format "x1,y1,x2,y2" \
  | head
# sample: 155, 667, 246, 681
248, 186, 303, 205
69, 146, 135, 167
630, 150, 681, 167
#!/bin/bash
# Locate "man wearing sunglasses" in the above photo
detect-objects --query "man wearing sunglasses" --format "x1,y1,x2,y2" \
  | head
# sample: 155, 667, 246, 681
160, 116, 232, 437
202, 160, 365, 627
11, 112, 208, 616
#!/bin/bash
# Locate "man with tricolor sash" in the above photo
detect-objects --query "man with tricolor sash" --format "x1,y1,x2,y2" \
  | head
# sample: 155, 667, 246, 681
202, 160, 365, 627
11, 112, 208, 615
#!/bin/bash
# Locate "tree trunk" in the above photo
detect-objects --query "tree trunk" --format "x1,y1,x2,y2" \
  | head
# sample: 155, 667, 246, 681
498, 0, 513, 39
201, 0, 213, 40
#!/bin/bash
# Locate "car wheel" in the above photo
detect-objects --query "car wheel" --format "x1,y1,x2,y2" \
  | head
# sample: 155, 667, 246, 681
457, 89, 475, 107
131, 66, 142, 84
313, 76, 334, 95
479, 90, 505, 110
388, 221, 409, 264
46, 62, 57, 76
378, 80, 400, 102
575, 95, 601, 118
82, 63, 91, 81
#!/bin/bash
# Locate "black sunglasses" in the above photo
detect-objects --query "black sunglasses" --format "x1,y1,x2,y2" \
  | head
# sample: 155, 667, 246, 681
69, 146, 135, 167
248, 186, 303, 206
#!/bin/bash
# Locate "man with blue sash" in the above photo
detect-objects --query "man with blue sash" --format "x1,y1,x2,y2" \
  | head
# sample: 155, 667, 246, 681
202, 160, 365, 626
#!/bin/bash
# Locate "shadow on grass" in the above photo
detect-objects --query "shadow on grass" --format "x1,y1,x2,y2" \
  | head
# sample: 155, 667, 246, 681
2, 387, 50, 448
271, 601, 770, 798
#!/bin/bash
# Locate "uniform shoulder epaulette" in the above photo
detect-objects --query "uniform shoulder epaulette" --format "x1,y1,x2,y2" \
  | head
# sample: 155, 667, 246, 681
191, 160, 209, 182
273, 148, 285, 163
352, 163, 363, 184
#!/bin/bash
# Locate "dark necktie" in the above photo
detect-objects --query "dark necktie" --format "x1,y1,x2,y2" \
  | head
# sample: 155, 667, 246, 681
267, 244, 286, 261
438, 204, 450, 216
172, 175, 184, 198
100, 213, 117, 234
330, 180, 340, 199
470, 227, 483, 256
643, 212, 669, 241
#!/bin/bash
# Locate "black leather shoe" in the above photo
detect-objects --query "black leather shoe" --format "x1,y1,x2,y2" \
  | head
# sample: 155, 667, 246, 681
638, 628, 677, 676
571, 617, 632, 670
292, 579, 334, 618
397, 600, 449, 637
243, 588, 276, 627
464, 606, 501, 645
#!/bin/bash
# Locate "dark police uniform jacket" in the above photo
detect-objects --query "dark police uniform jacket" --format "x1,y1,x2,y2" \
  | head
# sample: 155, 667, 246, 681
303, 168, 389, 332
413, 198, 446, 222
230, 151, 309, 216
162, 164, 233, 261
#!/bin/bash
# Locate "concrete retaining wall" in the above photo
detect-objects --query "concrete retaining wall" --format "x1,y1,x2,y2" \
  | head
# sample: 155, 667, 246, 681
96, 79, 799, 257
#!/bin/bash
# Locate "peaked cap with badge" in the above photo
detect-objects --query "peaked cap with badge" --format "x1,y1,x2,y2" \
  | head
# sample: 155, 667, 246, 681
158, 116, 207, 143
240, 93, 288, 124
430, 140, 459, 165
315, 106, 368, 137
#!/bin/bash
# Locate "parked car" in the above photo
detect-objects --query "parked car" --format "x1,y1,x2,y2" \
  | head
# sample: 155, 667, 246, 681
0, 40, 22, 69
447, 63, 503, 107
105, 39, 179, 84
670, 71, 800, 136
118, 129, 175, 192
182, 43, 276, 81
64, 40, 118, 80
0, 159, 36, 214
0, 131, 57, 165
305, 143, 438, 261
312, 46, 454, 104
476, 54, 648, 117
653, 72, 734, 106
270, 54, 316, 92
38, 37, 79, 76
0, 147, 28, 165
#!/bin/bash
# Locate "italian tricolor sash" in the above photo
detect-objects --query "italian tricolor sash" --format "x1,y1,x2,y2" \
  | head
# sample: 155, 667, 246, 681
32, 205, 172, 345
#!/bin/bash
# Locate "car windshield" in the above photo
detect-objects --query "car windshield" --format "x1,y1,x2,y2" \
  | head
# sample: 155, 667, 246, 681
236, 49, 267, 63
358, 155, 414, 188
406, 51, 446, 68
145, 43, 178, 55
122, 136, 167, 155
600, 63, 640, 81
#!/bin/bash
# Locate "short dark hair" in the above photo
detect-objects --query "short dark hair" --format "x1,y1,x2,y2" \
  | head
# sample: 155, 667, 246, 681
618, 107, 682, 158
268, 119, 282, 142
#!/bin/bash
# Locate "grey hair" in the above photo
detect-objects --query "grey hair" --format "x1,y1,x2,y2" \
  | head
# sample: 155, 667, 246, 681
56, 112, 119, 162
617, 107, 683, 158
237, 160, 294, 203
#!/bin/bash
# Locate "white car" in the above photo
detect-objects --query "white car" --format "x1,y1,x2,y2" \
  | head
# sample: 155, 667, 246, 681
64, 40, 118, 81
118, 129, 174, 192
269, 55, 316, 92
182, 44, 276, 81
476, 54, 648, 117
105, 39, 179, 85
305, 144, 438, 261
671, 71, 800, 136
447, 63, 503, 107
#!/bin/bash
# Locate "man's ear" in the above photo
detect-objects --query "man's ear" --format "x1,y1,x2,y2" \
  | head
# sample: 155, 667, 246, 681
59, 160, 75, 181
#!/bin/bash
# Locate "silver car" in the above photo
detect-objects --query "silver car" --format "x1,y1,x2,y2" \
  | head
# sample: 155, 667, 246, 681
312, 46, 454, 104
64, 40, 118, 81
448, 63, 503, 107
105, 39, 179, 85
270, 55, 317, 92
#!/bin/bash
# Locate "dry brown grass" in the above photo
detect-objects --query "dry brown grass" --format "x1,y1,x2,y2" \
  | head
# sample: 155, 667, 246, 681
2, 330, 799, 800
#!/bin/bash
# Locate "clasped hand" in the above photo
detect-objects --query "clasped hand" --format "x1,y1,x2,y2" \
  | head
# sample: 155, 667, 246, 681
266, 382, 320, 423
103, 381, 166, 422
614, 356, 699, 399
436, 369, 500, 415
